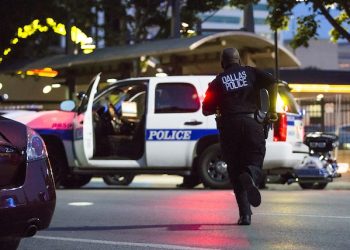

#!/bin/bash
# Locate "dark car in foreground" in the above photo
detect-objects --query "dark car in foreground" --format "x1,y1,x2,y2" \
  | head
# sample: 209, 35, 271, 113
0, 116, 56, 249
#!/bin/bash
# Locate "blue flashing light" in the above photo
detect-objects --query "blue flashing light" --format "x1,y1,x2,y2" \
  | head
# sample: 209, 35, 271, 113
6, 198, 16, 208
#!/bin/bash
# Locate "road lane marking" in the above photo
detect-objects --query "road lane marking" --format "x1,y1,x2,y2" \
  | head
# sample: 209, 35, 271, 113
68, 202, 94, 206
34, 235, 220, 250
256, 212, 350, 219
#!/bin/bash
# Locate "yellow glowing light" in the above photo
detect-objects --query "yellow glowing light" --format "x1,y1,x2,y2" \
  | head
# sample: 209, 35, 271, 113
26, 70, 35, 76
24, 25, 31, 33
0, 58, 3, 62
289, 84, 350, 93
83, 49, 94, 54
53, 23, 66, 36
46, 18, 55, 26
81, 44, 96, 50
276, 93, 286, 113
11, 38, 19, 45
71, 26, 88, 44
3, 48, 11, 56
1, 18, 94, 65
39, 26, 49, 32
26, 68, 58, 78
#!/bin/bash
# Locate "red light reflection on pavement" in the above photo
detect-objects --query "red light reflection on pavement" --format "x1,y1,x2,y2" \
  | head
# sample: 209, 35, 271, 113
164, 231, 250, 249
156, 191, 250, 249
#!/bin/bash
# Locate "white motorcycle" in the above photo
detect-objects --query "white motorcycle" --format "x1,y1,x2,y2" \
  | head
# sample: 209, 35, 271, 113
294, 132, 340, 189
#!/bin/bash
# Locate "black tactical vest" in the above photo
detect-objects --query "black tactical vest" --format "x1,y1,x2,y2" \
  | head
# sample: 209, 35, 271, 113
215, 64, 259, 116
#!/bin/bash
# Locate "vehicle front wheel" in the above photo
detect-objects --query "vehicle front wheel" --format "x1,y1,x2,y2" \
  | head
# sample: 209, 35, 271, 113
103, 174, 135, 186
45, 140, 68, 186
313, 182, 328, 189
299, 182, 328, 190
298, 182, 314, 189
198, 144, 232, 189
60, 174, 92, 188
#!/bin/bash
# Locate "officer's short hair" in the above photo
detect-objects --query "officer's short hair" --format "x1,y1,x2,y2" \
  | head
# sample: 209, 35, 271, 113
220, 48, 240, 69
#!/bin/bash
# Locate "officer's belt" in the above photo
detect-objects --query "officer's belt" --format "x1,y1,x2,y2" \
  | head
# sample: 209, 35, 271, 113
222, 113, 255, 119
235, 113, 255, 119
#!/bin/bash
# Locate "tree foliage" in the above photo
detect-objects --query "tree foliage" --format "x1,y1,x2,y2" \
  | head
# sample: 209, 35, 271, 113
0, 0, 226, 63
0, 0, 95, 62
229, 0, 350, 48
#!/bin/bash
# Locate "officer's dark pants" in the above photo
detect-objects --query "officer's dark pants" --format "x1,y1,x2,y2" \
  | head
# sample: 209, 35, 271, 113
218, 116, 266, 216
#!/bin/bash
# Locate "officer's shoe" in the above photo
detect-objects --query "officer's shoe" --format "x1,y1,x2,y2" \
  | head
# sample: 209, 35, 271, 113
239, 172, 261, 207
237, 215, 251, 225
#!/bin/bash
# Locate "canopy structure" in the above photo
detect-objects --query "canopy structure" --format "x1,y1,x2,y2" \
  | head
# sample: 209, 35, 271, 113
18, 31, 300, 79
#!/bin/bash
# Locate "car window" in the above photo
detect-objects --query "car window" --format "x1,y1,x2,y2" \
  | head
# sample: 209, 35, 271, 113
155, 83, 200, 113
277, 85, 300, 114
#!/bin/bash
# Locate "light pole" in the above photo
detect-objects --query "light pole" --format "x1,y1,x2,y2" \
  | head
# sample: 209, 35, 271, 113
243, 3, 255, 33
170, 0, 181, 38
274, 30, 279, 81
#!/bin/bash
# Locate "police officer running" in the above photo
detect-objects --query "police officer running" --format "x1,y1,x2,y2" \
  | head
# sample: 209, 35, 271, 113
202, 47, 277, 225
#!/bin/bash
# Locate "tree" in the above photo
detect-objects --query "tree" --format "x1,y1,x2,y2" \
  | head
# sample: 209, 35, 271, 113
229, 0, 350, 49
93, 0, 227, 46
0, 0, 96, 63
0, 0, 226, 62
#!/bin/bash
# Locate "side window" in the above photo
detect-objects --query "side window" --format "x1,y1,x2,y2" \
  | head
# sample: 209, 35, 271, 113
155, 83, 200, 113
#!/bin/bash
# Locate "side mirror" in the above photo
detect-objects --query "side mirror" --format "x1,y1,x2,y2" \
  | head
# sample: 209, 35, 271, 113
60, 100, 76, 111
256, 89, 270, 123
0, 94, 9, 102
76, 92, 87, 101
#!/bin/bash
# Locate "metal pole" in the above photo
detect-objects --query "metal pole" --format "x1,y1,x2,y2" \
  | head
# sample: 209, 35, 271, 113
243, 3, 255, 33
321, 97, 325, 132
274, 30, 279, 81
170, 0, 181, 38
272, 29, 280, 114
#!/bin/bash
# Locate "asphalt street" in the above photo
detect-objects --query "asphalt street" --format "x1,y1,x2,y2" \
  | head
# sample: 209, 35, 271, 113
18, 174, 350, 250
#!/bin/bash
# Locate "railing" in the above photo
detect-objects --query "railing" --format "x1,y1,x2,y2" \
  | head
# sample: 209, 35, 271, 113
298, 94, 350, 150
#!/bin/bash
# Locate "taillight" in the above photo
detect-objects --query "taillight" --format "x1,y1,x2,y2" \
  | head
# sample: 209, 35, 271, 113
273, 113, 287, 141
27, 128, 48, 161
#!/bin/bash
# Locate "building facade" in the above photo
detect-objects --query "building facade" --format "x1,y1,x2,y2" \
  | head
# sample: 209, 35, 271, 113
200, 0, 273, 40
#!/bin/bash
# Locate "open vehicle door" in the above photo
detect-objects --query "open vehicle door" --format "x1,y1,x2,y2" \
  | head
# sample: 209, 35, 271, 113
72, 74, 146, 169
73, 73, 101, 166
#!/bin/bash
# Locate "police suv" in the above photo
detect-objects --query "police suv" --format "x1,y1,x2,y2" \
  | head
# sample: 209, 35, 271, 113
4, 73, 309, 188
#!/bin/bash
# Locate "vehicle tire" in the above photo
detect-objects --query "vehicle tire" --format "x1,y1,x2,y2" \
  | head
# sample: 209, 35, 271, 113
0, 237, 20, 250
44, 139, 68, 187
60, 174, 92, 188
258, 173, 268, 190
298, 182, 314, 189
103, 174, 135, 186
299, 182, 328, 190
198, 144, 232, 189
313, 182, 328, 189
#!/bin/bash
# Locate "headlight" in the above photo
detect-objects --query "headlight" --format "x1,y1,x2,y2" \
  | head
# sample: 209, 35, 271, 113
27, 128, 48, 161
276, 93, 288, 113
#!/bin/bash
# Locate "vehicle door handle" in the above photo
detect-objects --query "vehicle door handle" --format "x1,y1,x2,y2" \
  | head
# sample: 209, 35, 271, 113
184, 121, 202, 126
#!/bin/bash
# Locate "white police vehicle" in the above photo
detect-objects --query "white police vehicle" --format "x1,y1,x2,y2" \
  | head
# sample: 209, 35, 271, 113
5, 73, 309, 188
